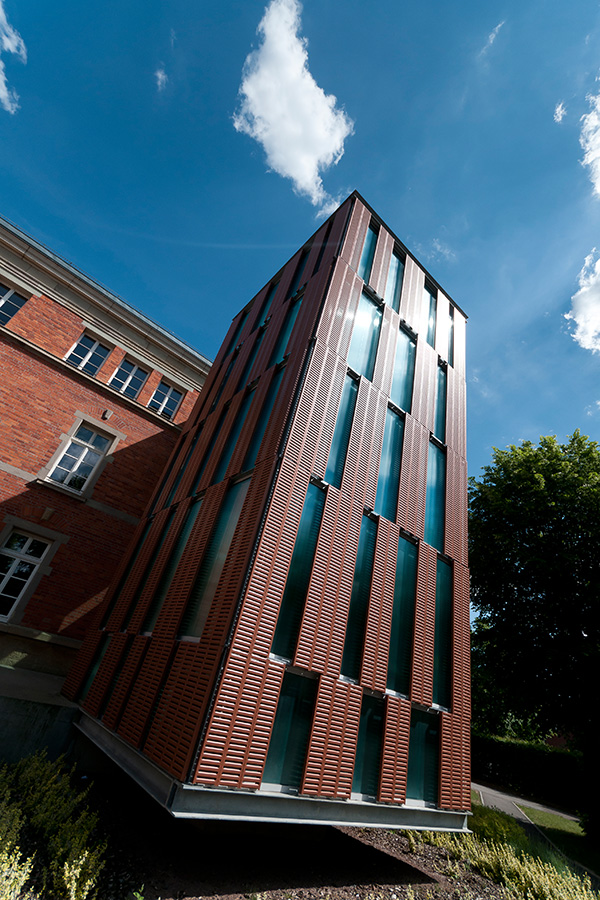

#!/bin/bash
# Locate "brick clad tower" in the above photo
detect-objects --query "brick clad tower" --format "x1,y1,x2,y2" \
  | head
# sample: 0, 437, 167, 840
65, 192, 470, 830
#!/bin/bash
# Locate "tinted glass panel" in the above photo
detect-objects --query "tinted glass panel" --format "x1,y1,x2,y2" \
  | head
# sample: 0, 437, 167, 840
180, 478, 250, 637
341, 516, 378, 680
272, 483, 326, 659
434, 366, 447, 444
374, 407, 404, 521
347, 293, 382, 381
324, 374, 358, 489
433, 558, 453, 708
424, 442, 446, 552
407, 709, 439, 804
426, 290, 437, 348
243, 367, 285, 470
211, 390, 255, 484
384, 251, 404, 312
387, 537, 418, 694
358, 225, 377, 283
352, 694, 384, 797
390, 329, 416, 413
262, 671, 317, 789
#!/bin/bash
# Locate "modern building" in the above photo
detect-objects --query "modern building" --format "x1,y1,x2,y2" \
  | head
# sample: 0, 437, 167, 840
64, 192, 470, 830
0, 216, 210, 702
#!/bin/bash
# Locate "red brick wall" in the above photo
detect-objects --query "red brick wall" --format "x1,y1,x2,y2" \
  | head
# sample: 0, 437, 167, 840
0, 291, 201, 639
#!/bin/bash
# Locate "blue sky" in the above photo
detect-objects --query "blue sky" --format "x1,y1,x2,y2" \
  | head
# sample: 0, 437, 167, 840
3, 0, 600, 477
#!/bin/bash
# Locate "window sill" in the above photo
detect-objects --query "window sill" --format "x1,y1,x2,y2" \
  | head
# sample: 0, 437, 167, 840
35, 479, 88, 502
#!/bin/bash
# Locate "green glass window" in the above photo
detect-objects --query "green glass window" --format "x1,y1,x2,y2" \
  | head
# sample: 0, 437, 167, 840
224, 308, 249, 357
272, 483, 326, 659
424, 442, 446, 553
99, 518, 153, 628
211, 390, 255, 484
242, 367, 285, 471
236, 329, 265, 391
407, 709, 440, 804
358, 223, 378, 283
374, 407, 404, 521
262, 671, 317, 789
433, 558, 453, 709
390, 328, 416, 413
121, 507, 177, 630
210, 350, 239, 413
324, 374, 359, 488
256, 281, 279, 326
268, 295, 303, 366
141, 497, 203, 632
386, 536, 418, 695
434, 365, 447, 444
384, 250, 405, 312
448, 306, 455, 367
190, 408, 228, 494
179, 478, 250, 638
347, 293, 382, 381
426, 288, 437, 348
286, 248, 309, 299
352, 693, 384, 797
341, 516, 378, 680
164, 425, 204, 508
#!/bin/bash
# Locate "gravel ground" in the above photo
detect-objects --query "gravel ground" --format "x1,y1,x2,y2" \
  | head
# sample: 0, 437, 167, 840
90, 765, 507, 900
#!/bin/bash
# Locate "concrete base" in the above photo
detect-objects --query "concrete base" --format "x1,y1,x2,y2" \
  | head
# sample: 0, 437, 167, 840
78, 714, 470, 832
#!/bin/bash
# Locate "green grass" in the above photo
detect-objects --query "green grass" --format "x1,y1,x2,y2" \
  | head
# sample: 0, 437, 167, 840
518, 804, 600, 878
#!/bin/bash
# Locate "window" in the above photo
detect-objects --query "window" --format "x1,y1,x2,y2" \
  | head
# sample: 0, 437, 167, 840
47, 424, 112, 494
425, 287, 437, 348
448, 306, 455, 367
358, 222, 378, 284
286, 247, 310, 299
384, 250, 405, 312
434, 364, 447, 444
268, 294, 303, 366
341, 515, 378, 680
272, 482, 326, 659
148, 381, 183, 420
65, 334, 110, 375
325, 373, 359, 489
433, 558, 453, 709
211, 389, 255, 484
352, 694, 384, 797
373, 406, 404, 521
1, 531, 50, 618
243, 366, 285, 471
387, 536, 418, 695
347, 292, 382, 381
424, 441, 446, 552
0, 283, 28, 326
406, 709, 440, 804
390, 327, 416, 413
109, 359, 148, 398
262, 670, 317, 790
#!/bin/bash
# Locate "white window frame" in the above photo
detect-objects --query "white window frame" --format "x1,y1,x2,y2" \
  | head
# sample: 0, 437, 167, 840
108, 358, 149, 398
148, 381, 184, 420
64, 333, 111, 375
0, 530, 51, 621
0, 282, 28, 326
38, 413, 126, 500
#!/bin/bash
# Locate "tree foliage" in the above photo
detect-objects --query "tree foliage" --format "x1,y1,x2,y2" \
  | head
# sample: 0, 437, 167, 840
469, 431, 600, 836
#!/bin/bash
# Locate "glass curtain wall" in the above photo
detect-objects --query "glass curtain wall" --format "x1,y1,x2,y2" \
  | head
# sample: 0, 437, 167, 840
352, 694, 384, 797
324, 374, 359, 488
262, 671, 317, 789
390, 329, 416, 413
424, 442, 446, 552
384, 250, 404, 312
433, 557, 453, 708
347, 293, 382, 381
386, 536, 418, 695
374, 407, 404, 521
341, 516, 378, 680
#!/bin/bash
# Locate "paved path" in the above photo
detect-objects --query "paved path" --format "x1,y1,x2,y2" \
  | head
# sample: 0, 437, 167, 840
472, 782, 578, 823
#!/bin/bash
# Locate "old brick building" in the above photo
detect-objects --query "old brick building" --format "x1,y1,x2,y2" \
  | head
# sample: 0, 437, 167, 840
0, 216, 210, 684
66, 193, 470, 830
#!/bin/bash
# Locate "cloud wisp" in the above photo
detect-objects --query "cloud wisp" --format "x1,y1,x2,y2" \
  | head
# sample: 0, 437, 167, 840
233, 0, 354, 214
0, 0, 26, 114
580, 89, 600, 196
554, 101, 566, 123
478, 21, 504, 59
155, 66, 168, 93
565, 248, 600, 353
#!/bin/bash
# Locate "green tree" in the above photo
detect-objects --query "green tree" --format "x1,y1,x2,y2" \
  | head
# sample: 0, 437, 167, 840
469, 431, 600, 837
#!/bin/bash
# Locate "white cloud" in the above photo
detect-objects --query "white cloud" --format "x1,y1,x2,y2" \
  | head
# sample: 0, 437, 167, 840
580, 90, 600, 196
565, 248, 600, 352
554, 101, 566, 123
233, 0, 354, 213
0, 0, 26, 114
478, 21, 504, 58
155, 66, 168, 92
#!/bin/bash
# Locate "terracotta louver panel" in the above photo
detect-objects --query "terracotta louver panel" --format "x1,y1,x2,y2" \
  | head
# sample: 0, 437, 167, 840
380, 694, 411, 803
302, 677, 362, 798
410, 542, 437, 706
397, 417, 428, 540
